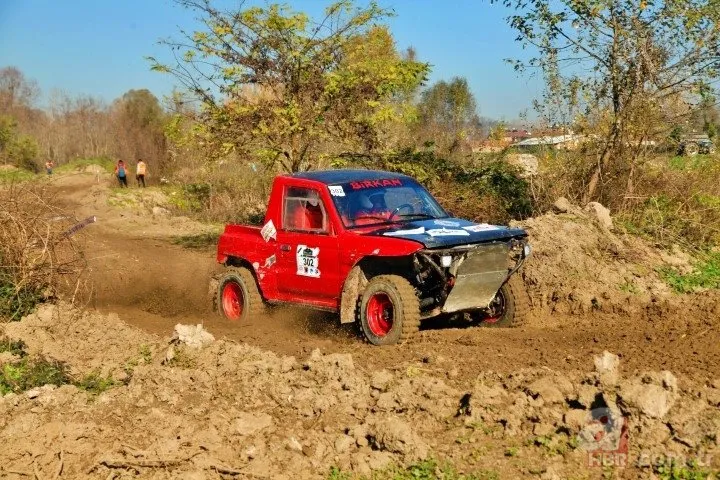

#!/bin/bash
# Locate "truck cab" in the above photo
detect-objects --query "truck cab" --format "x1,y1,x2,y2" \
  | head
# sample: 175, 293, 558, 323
215, 170, 531, 345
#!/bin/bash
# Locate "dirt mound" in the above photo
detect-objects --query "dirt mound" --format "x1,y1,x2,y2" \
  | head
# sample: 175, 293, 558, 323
513, 200, 720, 324
2, 303, 162, 378
1, 306, 718, 478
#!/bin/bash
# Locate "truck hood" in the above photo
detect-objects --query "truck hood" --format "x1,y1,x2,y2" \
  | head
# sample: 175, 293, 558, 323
363, 217, 527, 249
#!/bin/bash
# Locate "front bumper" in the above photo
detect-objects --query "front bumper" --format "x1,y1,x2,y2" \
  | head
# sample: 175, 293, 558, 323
417, 238, 530, 314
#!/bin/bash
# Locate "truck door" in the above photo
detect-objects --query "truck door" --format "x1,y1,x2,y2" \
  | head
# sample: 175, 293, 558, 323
275, 185, 341, 305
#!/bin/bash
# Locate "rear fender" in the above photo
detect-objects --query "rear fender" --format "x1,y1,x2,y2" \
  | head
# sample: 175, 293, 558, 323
223, 255, 266, 300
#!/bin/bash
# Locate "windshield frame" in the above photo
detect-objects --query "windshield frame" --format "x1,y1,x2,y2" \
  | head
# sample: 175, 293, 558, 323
327, 178, 450, 230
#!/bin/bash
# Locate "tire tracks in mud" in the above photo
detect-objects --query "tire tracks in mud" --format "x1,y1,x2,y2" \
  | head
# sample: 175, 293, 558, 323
51, 173, 720, 382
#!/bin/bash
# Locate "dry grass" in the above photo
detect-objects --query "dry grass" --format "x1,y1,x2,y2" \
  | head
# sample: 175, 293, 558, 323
0, 183, 88, 321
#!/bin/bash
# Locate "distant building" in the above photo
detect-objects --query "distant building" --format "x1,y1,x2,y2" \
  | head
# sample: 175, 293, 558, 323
513, 132, 584, 151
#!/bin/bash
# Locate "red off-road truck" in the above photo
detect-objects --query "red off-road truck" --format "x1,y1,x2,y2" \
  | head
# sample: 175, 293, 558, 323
214, 170, 531, 345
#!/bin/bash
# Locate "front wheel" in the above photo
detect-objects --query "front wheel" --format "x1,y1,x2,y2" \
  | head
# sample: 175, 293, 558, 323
214, 267, 265, 322
479, 275, 529, 328
358, 275, 420, 345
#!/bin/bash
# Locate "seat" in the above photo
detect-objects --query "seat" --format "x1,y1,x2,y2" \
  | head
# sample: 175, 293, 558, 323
288, 202, 324, 231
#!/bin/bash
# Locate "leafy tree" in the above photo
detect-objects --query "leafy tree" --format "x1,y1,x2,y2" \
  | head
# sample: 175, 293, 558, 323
488, 121, 508, 142
148, 0, 429, 172
501, 0, 720, 201
0, 116, 38, 170
417, 77, 481, 154
112, 89, 168, 168
0, 67, 39, 112
117, 89, 166, 130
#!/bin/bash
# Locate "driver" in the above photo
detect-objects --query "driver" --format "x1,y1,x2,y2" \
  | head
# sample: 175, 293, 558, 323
352, 191, 389, 225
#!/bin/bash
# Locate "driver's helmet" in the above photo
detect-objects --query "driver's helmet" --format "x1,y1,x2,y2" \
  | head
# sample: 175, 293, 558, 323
358, 192, 373, 210
368, 191, 387, 210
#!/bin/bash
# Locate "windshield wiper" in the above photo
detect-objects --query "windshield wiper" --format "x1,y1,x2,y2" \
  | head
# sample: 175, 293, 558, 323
396, 213, 435, 220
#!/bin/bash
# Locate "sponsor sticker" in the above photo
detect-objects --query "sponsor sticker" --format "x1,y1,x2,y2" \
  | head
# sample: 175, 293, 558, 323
384, 227, 426, 236
426, 228, 470, 237
264, 254, 277, 268
463, 223, 501, 232
434, 219, 460, 227
296, 245, 320, 278
329, 185, 345, 197
260, 219, 277, 242
349, 178, 402, 190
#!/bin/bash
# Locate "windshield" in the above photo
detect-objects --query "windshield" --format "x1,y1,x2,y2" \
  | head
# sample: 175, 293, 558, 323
328, 178, 448, 228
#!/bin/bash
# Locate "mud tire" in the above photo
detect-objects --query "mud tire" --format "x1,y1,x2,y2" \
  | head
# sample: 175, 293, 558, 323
214, 267, 265, 322
358, 275, 420, 345
481, 275, 530, 328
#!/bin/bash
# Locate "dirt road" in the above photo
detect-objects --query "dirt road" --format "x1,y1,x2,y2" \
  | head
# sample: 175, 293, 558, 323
54, 172, 720, 383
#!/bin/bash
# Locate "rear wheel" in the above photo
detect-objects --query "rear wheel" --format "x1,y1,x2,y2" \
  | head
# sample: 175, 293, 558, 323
684, 142, 699, 156
479, 275, 529, 328
359, 275, 420, 345
215, 267, 265, 322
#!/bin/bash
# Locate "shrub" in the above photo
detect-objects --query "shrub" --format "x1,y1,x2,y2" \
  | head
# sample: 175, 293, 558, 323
0, 183, 87, 321
0, 356, 71, 395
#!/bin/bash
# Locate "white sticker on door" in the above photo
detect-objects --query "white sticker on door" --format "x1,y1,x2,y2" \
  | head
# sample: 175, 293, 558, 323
260, 219, 277, 242
296, 245, 320, 278
329, 185, 345, 197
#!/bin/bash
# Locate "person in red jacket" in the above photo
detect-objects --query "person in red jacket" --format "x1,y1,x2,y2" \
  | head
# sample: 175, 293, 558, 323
115, 160, 128, 188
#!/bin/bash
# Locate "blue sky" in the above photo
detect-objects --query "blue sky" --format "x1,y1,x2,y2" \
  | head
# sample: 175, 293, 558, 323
0, 0, 542, 119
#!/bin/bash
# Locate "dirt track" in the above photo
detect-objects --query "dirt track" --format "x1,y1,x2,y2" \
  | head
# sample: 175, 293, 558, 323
53, 172, 720, 383
2, 171, 719, 479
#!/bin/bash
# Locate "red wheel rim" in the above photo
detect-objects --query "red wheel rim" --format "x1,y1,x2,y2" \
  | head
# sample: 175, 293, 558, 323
484, 289, 506, 324
366, 292, 394, 337
221, 281, 244, 320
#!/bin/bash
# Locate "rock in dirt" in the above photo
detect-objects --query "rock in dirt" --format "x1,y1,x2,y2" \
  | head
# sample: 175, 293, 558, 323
594, 351, 621, 386
234, 412, 274, 436
152, 206, 171, 217
584, 202, 613, 230
368, 417, 428, 460
370, 370, 394, 391
526, 377, 565, 405
286, 436, 303, 452
563, 409, 589, 431
617, 377, 677, 419
552, 197, 574, 214
334, 434, 355, 453
171, 324, 215, 349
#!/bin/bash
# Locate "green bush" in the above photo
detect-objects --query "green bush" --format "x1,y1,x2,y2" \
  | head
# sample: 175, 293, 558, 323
327, 458, 498, 480
0, 356, 71, 395
0, 167, 36, 183
0, 278, 45, 321
660, 252, 720, 293
76, 372, 117, 395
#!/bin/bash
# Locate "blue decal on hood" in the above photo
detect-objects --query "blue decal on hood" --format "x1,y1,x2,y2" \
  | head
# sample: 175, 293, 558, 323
364, 218, 527, 248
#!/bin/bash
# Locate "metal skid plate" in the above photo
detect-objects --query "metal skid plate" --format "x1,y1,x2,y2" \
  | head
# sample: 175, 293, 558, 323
441, 243, 509, 313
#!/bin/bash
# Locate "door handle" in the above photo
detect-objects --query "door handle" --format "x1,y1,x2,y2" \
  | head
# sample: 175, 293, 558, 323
280, 244, 291, 252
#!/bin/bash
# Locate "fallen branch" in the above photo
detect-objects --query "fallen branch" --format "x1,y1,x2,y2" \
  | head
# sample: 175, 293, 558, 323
100, 458, 183, 469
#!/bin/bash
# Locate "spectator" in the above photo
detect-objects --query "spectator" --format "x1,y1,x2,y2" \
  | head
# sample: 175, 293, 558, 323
115, 160, 128, 188
45, 160, 53, 175
136, 158, 147, 188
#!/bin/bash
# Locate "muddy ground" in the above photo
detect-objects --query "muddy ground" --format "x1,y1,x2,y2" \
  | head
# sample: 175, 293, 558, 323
1, 170, 719, 479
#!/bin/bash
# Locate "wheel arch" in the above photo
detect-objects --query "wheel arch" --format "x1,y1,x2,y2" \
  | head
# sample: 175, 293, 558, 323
338, 254, 416, 324
223, 255, 266, 300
